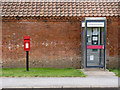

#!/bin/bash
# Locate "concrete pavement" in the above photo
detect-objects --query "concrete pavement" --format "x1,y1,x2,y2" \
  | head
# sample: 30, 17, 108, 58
1, 69, 119, 88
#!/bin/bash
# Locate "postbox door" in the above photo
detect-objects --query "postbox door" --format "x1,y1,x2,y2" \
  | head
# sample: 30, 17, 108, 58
24, 36, 30, 51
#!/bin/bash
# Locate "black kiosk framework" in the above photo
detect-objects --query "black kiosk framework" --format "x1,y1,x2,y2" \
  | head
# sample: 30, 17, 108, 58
81, 17, 106, 70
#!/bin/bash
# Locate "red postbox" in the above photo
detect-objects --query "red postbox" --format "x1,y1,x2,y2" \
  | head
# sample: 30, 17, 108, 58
24, 36, 30, 51
24, 36, 30, 71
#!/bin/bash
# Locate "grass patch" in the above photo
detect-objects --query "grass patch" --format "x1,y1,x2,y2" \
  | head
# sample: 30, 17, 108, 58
2, 68, 86, 77
109, 68, 120, 77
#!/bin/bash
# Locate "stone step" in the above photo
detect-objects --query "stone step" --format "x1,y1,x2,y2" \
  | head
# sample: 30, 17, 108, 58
81, 69, 116, 76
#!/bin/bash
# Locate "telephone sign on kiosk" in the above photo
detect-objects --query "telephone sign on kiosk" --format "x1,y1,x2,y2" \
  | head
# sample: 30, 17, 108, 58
24, 36, 30, 51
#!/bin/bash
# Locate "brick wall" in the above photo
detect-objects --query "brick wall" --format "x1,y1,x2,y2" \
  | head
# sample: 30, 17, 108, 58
2, 16, 119, 69
119, 17, 120, 69
106, 16, 119, 69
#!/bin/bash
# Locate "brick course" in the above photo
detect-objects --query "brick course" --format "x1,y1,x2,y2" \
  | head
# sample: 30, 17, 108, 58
2, 16, 119, 69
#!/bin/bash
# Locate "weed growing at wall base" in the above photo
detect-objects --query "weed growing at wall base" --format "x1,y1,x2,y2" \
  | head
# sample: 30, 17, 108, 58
109, 68, 120, 77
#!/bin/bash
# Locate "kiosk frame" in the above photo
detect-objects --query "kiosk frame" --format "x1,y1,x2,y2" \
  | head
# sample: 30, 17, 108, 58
81, 17, 107, 70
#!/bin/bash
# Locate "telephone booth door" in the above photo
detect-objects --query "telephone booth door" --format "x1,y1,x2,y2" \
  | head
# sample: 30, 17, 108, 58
81, 17, 106, 69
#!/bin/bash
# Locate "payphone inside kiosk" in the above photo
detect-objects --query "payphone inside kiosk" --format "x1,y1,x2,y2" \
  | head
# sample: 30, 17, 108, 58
81, 17, 106, 69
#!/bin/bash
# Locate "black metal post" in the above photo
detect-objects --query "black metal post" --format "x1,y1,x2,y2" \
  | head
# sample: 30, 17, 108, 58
26, 51, 29, 71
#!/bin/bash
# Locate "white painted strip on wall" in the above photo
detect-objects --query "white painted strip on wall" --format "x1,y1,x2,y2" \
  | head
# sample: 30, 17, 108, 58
82, 22, 85, 27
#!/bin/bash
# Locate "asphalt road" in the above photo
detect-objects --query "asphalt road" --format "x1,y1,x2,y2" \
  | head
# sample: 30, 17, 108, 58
1, 76, 118, 88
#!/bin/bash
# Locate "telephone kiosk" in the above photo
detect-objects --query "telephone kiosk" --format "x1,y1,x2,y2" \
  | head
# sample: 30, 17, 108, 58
81, 17, 106, 70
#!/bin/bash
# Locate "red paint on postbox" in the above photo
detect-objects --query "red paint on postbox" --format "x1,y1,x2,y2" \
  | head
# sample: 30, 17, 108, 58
24, 36, 30, 51
87, 45, 104, 49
